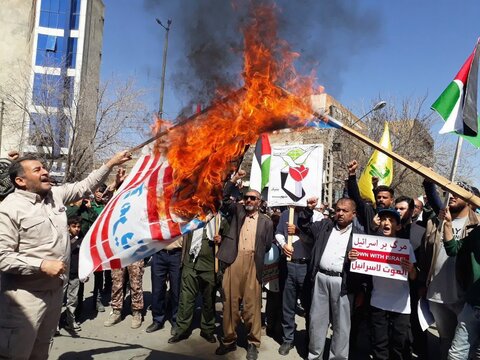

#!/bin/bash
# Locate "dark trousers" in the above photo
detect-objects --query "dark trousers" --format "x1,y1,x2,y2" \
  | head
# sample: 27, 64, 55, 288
93, 270, 112, 302
371, 306, 410, 360
282, 261, 311, 343
176, 266, 216, 336
151, 249, 181, 325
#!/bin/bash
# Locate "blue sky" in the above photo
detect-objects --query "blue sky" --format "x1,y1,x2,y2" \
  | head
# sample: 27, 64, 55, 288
100, 0, 480, 183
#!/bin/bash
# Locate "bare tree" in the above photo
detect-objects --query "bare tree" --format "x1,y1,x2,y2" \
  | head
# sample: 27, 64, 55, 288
0, 60, 149, 182
337, 95, 478, 199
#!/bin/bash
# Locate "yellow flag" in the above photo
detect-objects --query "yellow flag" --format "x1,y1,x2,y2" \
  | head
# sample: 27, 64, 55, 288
358, 122, 394, 203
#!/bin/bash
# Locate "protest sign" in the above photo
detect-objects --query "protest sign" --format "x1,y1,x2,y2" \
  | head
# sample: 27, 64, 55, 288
350, 233, 412, 281
268, 144, 323, 207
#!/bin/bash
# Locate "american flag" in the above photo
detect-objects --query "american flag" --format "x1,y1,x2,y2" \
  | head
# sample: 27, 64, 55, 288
78, 147, 203, 280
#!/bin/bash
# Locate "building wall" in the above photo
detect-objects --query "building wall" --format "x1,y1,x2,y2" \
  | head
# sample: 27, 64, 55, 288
0, 0, 104, 180
0, 0, 36, 155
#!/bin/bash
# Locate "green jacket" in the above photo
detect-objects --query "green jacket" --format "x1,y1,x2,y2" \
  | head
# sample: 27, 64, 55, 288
444, 225, 480, 306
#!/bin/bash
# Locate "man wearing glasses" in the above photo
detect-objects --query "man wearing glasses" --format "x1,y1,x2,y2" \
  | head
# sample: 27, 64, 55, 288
216, 170, 273, 360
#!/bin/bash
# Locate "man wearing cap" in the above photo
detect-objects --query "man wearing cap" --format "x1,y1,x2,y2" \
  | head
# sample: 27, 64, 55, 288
0, 150, 132, 359
298, 197, 365, 360
215, 169, 273, 360
350, 207, 417, 360
418, 180, 480, 360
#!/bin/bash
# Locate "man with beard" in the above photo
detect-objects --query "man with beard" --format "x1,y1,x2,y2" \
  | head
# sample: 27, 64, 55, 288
346, 160, 394, 234
443, 199, 480, 359
418, 181, 480, 360
215, 169, 273, 360
0, 150, 131, 359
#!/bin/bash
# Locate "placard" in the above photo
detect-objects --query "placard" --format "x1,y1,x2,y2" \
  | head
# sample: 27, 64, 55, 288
267, 144, 323, 207
350, 234, 412, 281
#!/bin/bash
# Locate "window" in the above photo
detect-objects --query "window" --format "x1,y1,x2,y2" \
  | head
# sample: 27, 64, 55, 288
46, 36, 57, 51
70, 0, 82, 30
36, 34, 70, 67
39, 0, 70, 29
66, 37, 77, 68
29, 112, 69, 148
32, 73, 73, 108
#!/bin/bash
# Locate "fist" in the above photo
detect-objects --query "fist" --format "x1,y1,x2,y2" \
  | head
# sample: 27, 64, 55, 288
213, 234, 222, 244
286, 223, 297, 235
348, 249, 359, 261
40, 260, 66, 277
306, 197, 318, 210
347, 160, 358, 175
282, 244, 294, 258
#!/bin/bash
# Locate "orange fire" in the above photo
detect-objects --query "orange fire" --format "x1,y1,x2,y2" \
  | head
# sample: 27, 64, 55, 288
157, 3, 318, 220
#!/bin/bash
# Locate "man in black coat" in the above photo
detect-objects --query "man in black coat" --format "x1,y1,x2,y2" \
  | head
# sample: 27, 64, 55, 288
216, 170, 273, 360
298, 197, 366, 360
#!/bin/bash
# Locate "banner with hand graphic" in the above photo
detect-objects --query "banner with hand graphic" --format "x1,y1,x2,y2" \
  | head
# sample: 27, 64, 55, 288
268, 144, 323, 206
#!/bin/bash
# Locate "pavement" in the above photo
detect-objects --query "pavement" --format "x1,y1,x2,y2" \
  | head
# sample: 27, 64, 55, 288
50, 265, 439, 360
50, 265, 310, 360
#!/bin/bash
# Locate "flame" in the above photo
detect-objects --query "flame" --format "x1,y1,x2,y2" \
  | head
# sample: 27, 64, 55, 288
157, 3, 318, 220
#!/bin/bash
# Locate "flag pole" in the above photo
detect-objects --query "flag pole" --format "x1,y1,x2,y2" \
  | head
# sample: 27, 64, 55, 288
274, 86, 480, 208
442, 137, 464, 208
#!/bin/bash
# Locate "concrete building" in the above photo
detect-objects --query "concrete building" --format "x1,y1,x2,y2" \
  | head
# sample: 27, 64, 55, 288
0, 0, 104, 179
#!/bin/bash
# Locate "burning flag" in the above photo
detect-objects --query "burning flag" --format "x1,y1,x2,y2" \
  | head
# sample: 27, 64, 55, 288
78, 147, 205, 280
249, 133, 271, 197
80, 3, 321, 276
432, 39, 480, 147
357, 122, 393, 204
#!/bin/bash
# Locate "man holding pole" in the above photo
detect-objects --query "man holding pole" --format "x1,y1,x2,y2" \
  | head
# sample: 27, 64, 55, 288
216, 169, 273, 360
276, 206, 312, 356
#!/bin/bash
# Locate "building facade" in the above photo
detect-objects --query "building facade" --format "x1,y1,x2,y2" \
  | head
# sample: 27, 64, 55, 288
0, 0, 104, 179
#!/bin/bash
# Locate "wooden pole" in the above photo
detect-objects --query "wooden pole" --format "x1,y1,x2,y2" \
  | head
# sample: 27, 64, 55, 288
286, 206, 294, 262
320, 113, 480, 208
128, 88, 245, 153
275, 86, 480, 208
214, 214, 221, 274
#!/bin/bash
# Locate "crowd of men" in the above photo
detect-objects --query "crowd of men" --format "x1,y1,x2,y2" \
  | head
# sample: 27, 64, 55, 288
1, 152, 480, 360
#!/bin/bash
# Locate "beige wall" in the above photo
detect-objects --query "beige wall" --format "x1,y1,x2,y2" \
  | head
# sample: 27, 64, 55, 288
0, 0, 36, 156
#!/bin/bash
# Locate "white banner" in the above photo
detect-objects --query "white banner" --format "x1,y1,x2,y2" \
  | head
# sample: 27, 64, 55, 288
267, 144, 323, 207
350, 234, 412, 281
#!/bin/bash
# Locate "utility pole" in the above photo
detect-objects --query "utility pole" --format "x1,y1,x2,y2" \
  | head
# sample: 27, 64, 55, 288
155, 18, 172, 119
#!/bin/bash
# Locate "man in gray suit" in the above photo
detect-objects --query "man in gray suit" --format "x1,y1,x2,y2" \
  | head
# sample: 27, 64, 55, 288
215, 170, 273, 360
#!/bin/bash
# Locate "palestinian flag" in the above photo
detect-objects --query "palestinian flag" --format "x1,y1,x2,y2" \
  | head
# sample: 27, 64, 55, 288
432, 39, 480, 148
249, 133, 271, 195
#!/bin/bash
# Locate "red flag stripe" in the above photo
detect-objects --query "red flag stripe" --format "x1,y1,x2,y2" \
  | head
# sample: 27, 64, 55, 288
101, 155, 163, 269
162, 165, 181, 237
88, 155, 152, 271
146, 165, 162, 239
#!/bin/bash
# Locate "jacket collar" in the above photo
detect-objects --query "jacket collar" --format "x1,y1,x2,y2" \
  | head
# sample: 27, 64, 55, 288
14, 188, 45, 204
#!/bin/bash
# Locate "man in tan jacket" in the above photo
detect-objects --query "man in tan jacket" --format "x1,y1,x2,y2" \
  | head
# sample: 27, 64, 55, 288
0, 150, 131, 359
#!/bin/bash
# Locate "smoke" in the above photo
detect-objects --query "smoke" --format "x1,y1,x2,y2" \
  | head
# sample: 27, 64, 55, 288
143, 0, 382, 115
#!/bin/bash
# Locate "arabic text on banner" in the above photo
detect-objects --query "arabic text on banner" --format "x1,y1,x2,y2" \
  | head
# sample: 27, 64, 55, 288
350, 234, 412, 281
